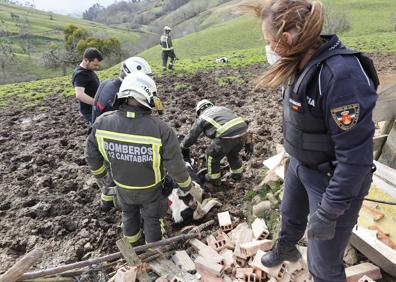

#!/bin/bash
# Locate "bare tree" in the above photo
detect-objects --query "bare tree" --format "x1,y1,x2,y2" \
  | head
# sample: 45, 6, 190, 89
0, 39, 18, 82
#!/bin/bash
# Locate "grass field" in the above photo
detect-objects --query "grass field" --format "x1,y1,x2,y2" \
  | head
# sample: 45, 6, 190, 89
0, 0, 395, 105
139, 0, 396, 68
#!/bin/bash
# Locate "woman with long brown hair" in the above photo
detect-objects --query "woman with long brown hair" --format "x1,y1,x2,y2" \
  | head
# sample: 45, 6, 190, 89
244, 1, 378, 281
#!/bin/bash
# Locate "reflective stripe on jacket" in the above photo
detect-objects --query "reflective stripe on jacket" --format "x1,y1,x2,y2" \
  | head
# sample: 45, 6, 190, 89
160, 35, 174, 50
85, 104, 191, 189
181, 106, 247, 148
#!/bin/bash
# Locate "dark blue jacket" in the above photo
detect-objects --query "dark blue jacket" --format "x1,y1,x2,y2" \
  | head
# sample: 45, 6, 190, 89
92, 79, 122, 123
284, 35, 377, 218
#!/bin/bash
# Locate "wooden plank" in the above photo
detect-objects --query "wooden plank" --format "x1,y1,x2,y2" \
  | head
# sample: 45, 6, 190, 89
0, 249, 43, 282
378, 83, 396, 100
372, 160, 396, 198
19, 278, 74, 282
373, 134, 388, 152
373, 160, 396, 185
373, 84, 396, 123
115, 238, 151, 282
350, 226, 396, 277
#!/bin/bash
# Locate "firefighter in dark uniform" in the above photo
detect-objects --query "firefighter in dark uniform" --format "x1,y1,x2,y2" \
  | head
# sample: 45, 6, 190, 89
92, 57, 153, 123
91, 57, 153, 211
180, 99, 253, 186
160, 26, 176, 71
85, 72, 192, 245
246, 1, 378, 281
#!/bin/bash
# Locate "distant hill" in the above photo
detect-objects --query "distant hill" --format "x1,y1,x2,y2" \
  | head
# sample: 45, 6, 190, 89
138, 0, 396, 69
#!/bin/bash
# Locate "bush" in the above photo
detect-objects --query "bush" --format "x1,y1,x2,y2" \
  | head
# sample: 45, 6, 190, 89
323, 3, 351, 34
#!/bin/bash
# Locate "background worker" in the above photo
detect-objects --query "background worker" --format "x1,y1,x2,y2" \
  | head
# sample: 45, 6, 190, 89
245, 1, 378, 281
160, 26, 176, 71
85, 72, 193, 245
92, 57, 152, 123
72, 47, 103, 126
91, 57, 153, 210
180, 99, 253, 186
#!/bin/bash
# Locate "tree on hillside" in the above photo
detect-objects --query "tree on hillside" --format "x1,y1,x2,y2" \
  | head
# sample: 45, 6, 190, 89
82, 3, 105, 21
323, 3, 350, 34
0, 39, 18, 81
163, 0, 189, 12
14, 13, 33, 57
42, 24, 124, 72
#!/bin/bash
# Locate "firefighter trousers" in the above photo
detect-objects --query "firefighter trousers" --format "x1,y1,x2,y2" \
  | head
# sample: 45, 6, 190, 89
114, 185, 168, 244
161, 50, 176, 69
206, 137, 244, 179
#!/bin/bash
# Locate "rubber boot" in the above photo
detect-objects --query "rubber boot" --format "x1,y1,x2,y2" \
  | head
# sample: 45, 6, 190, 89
100, 199, 114, 211
261, 239, 301, 267
231, 173, 242, 181
131, 234, 145, 247
204, 174, 221, 186
168, 64, 174, 70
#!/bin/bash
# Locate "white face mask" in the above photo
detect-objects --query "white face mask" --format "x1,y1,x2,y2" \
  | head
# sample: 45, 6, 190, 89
265, 45, 281, 65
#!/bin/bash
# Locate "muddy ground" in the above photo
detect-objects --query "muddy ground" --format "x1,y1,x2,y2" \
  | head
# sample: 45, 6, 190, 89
0, 54, 395, 275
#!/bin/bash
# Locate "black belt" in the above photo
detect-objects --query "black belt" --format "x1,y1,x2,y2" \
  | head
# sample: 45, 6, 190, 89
300, 161, 336, 176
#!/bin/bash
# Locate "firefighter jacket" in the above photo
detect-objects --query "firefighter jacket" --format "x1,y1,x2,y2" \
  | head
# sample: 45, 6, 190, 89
181, 106, 248, 148
85, 104, 192, 190
283, 34, 378, 218
160, 34, 173, 51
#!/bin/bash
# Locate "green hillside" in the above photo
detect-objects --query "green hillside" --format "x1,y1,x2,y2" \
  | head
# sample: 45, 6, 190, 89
0, 3, 148, 83
139, 0, 396, 68
0, 0, 395, 106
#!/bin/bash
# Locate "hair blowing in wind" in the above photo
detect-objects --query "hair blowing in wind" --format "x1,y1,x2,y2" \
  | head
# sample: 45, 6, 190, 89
241, 0, 325, 89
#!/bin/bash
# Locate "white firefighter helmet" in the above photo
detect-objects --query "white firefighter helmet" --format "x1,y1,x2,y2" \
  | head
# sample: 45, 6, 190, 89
118, 72, 157, 109
196, 99, 214, 115
120, 57, 152, 80
164, 26, 172, 31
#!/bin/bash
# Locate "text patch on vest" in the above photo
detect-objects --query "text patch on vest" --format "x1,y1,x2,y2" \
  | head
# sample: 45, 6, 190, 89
104, 141, 153, 163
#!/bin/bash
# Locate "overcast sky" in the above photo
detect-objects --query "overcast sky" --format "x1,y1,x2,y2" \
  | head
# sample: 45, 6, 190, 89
28, 0, 116, 16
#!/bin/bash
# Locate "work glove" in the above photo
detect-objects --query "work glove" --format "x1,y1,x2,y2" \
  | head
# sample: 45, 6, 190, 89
244, 142, 254, 160
180, 145, 190, 161
307, 207, 337, 240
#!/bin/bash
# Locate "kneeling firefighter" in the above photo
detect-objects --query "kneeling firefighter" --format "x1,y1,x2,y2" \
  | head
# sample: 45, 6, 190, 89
85, 72, 192, 245
180, 99, 254, 186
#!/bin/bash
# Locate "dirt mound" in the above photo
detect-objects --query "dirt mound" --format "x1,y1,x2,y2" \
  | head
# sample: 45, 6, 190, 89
1, 52, 395, 272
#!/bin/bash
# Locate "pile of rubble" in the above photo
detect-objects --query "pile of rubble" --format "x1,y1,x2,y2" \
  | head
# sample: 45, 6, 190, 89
111, 211, 383, 282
